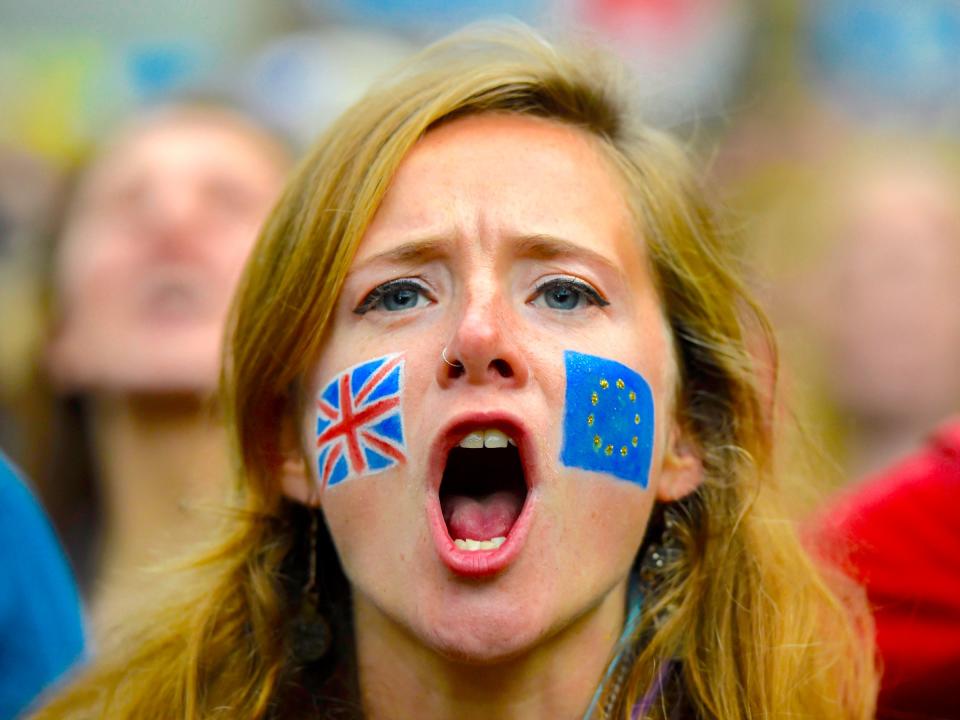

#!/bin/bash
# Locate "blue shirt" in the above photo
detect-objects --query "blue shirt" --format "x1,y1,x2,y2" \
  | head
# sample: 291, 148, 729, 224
0, 453, 85, 719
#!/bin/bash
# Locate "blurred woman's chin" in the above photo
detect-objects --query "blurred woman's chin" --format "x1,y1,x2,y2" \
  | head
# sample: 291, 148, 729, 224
122, 366, 220, 395
78, 357, 221, 396
115, 333, 222, 393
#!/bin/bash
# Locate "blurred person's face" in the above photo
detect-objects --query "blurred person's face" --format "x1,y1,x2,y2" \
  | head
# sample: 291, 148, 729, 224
48, 110, 288, 394
287, 115, 701, 664
820, 160, 960, 426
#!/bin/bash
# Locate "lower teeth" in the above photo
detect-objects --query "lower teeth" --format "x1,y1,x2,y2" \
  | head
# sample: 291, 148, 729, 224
454, 536, 507, 551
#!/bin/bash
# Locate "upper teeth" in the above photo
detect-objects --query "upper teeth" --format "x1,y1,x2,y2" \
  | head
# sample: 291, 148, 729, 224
458, 428, 516, 449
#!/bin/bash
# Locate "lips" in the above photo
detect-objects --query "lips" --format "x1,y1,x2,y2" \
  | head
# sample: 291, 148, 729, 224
426, 413, 537, 577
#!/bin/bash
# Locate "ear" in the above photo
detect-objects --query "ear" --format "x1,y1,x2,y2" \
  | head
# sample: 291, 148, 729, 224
280, 455, 318, 506
656, 422, 703, 502
278, 411, 321, 507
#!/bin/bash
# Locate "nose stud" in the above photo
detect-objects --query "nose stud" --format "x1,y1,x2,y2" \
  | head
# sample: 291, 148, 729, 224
441, 347, 463, 369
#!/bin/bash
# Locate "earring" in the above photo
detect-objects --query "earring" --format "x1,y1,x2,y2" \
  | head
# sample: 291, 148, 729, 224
291, 510, 332, 664
637, 505, 684, 628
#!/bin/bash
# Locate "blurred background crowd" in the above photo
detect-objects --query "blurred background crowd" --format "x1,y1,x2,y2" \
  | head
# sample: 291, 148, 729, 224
0, 0, 958, 718
5, 0, 960, 490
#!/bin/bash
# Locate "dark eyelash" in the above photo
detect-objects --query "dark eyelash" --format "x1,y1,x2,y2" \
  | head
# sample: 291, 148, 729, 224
353, 279, 428, 315
535, 277, 610, 307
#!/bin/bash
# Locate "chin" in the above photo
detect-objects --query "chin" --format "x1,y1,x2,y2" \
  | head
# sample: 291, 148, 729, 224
110, 356, 220, 396
411, 585, 558, 665
143, 343, 221, 382
424, 613, 551, 666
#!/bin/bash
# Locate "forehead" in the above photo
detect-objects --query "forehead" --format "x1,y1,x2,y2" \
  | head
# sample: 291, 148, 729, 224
79, 113, 285, 197
838, 161, 960, 258
355, 113, 639, 265
849, 161, 957, 211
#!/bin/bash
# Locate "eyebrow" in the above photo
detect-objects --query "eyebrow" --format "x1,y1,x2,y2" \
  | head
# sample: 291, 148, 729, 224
509, 234, 621, 275
347, 233, 621, 275
347, 239, 449, 276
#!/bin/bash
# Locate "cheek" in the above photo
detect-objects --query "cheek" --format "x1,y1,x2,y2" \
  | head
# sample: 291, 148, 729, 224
58, 229, 135, 305
540, 469, 653, 596
304, 353, 409, 493
318, 474, 410, 561
559, 350, 657, 490
569, 475, 652, 547
211, 220, 263, 274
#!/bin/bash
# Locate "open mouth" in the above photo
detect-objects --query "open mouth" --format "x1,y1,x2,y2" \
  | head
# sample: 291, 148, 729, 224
440, 428, 528, 551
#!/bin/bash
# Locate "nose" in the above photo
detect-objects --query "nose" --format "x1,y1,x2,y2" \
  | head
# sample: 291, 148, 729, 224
437, 284, 530, 389
136, 183, 205, 260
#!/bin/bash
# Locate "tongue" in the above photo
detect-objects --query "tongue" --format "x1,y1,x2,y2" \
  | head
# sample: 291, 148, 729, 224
443, 490, 523, 541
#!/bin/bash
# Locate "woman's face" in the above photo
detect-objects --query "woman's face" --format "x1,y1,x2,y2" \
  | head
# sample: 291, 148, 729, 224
48, 111, 287, 394
297, 114, 698, 662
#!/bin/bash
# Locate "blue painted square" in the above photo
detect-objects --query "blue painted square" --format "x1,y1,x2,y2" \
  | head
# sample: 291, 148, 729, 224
560, 350, 655, 488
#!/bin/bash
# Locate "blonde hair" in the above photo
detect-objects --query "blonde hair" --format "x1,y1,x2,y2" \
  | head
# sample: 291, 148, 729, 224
35, 24, 876, 719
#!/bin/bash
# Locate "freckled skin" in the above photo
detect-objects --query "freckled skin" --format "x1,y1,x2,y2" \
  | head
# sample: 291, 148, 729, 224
300, 115, 682, 663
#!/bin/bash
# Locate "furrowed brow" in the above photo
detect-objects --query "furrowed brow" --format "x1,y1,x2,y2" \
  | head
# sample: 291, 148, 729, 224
348, 239, 448, 275
510, 234, 620, 274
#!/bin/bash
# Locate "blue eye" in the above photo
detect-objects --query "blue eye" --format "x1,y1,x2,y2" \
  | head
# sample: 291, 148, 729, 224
531, 277, 608, 311
354, 279, 433, 314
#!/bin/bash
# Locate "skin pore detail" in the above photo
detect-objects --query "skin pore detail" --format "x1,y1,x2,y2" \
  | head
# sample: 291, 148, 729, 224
560, 351, 656, 489
313, 353, 407, 491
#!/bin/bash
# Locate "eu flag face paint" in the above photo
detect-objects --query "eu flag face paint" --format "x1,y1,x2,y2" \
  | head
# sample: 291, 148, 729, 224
314, 353, 406, 490
560, 350, 655, 488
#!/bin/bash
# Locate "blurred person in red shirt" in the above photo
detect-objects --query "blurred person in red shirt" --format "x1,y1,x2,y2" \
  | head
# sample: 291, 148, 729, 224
814, 420, 960, 719
758, 143, 960, 716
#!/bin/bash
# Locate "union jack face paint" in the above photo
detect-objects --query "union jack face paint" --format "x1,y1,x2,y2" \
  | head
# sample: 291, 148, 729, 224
313, 353, 406, 490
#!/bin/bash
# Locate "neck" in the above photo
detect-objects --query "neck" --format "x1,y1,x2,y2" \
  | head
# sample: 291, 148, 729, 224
90, 392, 231, 621
355, 579, 627, 720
